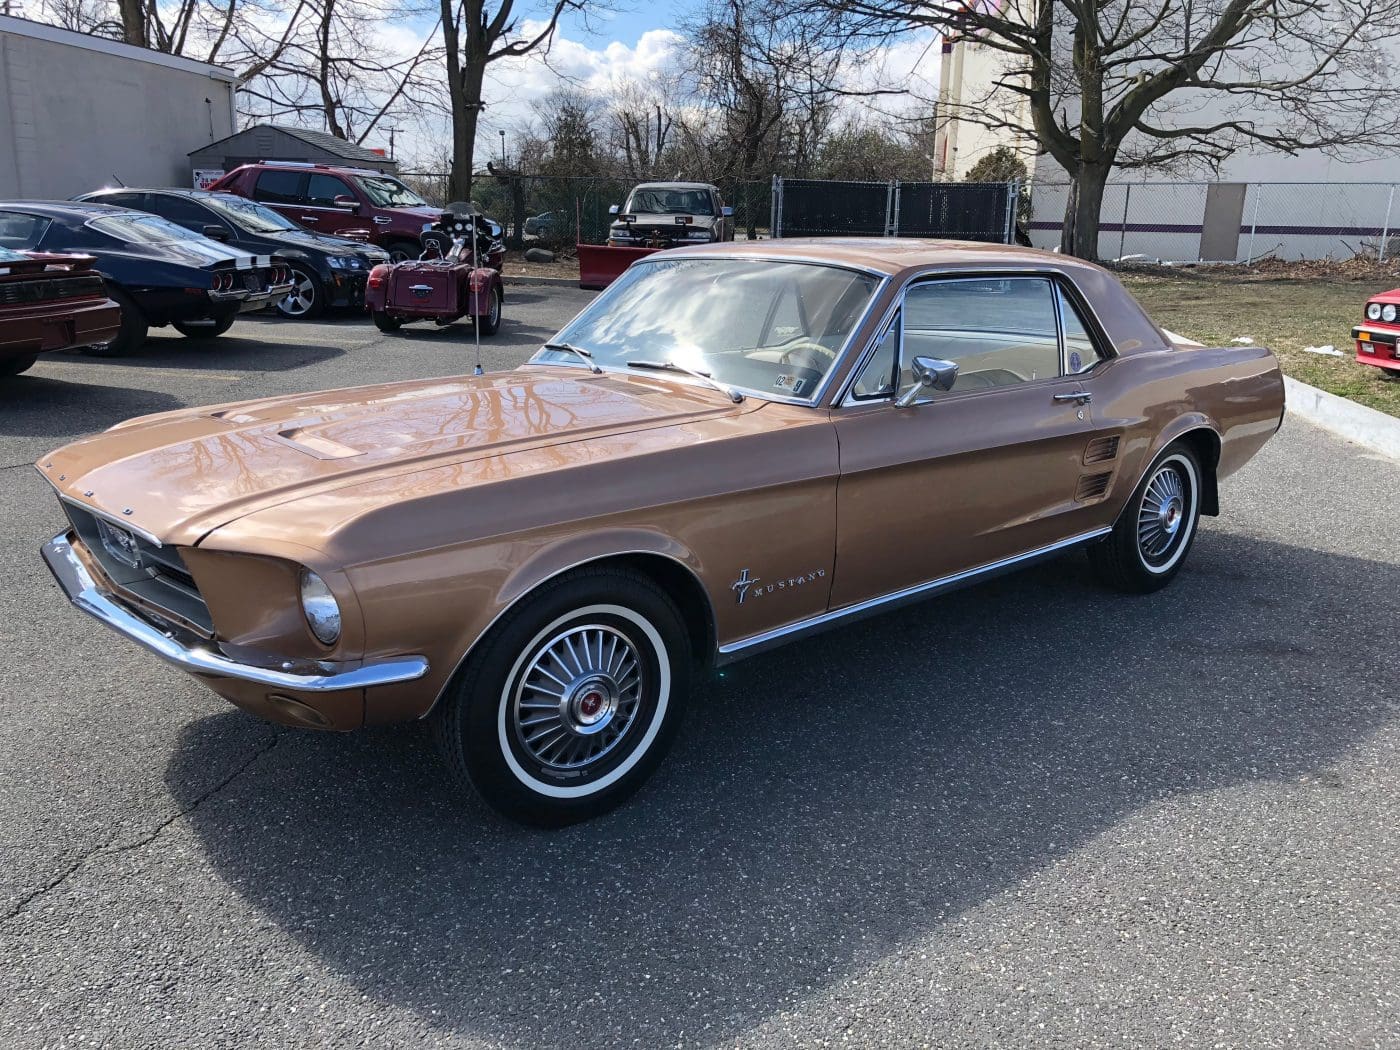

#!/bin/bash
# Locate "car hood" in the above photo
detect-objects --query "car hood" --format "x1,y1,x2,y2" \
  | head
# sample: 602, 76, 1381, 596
267, 228, 372, 255
38, 368, 752, 548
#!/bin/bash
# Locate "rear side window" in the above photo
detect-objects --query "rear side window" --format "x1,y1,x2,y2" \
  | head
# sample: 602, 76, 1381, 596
902, 277, 1062, 390
254, 170, 304, 204
1058, 286, 1105, 374
0, 211, 50, 250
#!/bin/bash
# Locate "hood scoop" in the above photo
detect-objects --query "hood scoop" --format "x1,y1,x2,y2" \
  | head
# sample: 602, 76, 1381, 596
274, 428, 365, 460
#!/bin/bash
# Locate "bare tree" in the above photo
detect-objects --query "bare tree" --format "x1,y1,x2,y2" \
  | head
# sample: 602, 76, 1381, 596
439, 0, 587, 201
609, 78, 676, 181
812, 0, 1400, 259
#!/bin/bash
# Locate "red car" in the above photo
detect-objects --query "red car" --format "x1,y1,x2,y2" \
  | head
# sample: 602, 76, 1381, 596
0, 249, 121, 378
1354, 290, 1400, 377
364, 209, 504, 334
208, 162, 504, 266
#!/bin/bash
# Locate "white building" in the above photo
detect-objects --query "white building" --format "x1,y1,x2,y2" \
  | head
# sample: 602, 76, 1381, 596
0, 14, 238, 200
935, 29, 1400, 261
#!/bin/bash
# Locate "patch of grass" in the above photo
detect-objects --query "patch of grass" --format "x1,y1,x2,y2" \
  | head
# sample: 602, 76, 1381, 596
1120, 274, 1400, 417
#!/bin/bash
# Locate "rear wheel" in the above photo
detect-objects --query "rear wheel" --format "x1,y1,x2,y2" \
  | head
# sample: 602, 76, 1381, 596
276, 264, 324, 319
0, 354, 37, 377
476, 284, 502, 336
1089, 441, 1202, 593
172, 314, 236, 339
372, 311, 403, 333
431, 568, 691, 826
83, 284, 147, 357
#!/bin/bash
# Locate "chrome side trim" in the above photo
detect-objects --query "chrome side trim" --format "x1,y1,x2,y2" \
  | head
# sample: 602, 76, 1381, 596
42, 533, 429, 692
715, 527, 1112, 663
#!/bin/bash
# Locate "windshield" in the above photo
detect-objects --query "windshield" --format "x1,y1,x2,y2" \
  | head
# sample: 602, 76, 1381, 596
625, 188, 714, 216
532, 258, 880, 401
88, 213, 200, 244
203, 194, 298, 233
357, 175, 428, 208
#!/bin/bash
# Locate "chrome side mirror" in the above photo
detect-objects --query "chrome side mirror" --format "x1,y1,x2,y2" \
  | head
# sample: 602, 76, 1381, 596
608, 204, 621, 215
895, 356, 959, 408
721, 206, 735, 217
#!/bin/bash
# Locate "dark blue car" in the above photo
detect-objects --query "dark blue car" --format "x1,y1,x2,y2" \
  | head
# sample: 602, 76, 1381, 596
0, 200, 292, 356
77, 188, 388, 320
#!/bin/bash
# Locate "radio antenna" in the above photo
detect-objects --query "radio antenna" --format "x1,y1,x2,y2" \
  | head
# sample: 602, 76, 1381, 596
471, 208, 484, 376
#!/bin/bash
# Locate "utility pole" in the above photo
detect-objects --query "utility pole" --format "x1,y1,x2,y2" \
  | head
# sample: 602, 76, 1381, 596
499, 129, 507, 169
386, 127, 402, 161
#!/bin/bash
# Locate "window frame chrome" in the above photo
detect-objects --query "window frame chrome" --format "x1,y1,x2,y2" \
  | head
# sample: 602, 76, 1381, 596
834, 267, 1120, 408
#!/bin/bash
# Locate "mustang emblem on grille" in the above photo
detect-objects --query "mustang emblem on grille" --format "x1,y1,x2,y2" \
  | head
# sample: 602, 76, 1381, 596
96, 518, 142, 568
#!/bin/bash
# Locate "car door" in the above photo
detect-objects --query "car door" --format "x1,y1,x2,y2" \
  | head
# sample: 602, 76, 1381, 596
829, 274, 1106, 609
302, 173, 359, 234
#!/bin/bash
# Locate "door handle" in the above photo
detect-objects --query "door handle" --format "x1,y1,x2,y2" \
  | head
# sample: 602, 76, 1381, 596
300, 215, 319, 222
1053, 391, 1092, 404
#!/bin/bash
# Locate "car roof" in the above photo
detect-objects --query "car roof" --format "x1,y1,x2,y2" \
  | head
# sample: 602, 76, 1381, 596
630, 182, 718, 192
0, 200, 133, 219
82, 187, 230, 201
665, 237, 1101, 278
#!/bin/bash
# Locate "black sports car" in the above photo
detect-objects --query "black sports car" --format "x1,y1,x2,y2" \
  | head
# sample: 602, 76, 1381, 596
77, 188, 389, 320
0, 201, 292, 356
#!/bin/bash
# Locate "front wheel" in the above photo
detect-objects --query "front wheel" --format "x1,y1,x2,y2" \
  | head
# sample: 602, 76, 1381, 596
387, 239, 420, 263
1088, 442, 1202, 593
276, 264, 324, 319
172, 314, 235, 339
432, 568, 691, 826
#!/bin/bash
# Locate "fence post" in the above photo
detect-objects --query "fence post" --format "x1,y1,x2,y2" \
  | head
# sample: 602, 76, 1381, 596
1380, 185, 1396, 263
1245, 184, 1260, 264
891, 181, 901, 237
1004, 179, 1019, 244
771, 175, 782, 239
1118, 183, 1131, 261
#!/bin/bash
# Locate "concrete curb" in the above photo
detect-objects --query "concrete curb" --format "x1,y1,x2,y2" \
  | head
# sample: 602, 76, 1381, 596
1283, 375, 1400, 461
502, 275, 577, 287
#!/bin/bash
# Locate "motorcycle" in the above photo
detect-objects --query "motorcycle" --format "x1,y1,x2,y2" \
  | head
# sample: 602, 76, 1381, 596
365, 204, 505, 336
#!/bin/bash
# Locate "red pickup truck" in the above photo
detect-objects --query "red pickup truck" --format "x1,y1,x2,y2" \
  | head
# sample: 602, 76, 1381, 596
1354, 289, 1400, 377
0, 249, 121, 378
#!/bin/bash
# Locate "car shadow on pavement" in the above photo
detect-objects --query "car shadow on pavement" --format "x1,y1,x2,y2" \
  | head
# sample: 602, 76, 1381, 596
49, 335, 347, 374
167, 531, 1399, 1048
0, 375, 185, 437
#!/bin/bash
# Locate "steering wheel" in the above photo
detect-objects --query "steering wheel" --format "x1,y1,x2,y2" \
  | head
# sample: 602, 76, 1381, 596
777, 341, 836, 368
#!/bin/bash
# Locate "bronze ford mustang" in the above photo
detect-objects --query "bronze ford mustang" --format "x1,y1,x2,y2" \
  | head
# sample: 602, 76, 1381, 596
37, 240, 1285, 825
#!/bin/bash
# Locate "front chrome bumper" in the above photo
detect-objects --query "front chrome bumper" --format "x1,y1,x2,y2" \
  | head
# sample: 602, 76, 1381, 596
42, 532, 429, 692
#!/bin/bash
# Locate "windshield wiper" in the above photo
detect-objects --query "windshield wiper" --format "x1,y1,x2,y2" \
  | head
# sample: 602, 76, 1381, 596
627, 359, 744, 403
542, 341, 602, 374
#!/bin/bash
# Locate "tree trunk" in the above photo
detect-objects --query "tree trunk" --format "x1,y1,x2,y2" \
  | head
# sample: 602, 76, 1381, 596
117, 0, 146, 46
1062, 162, 1110, 262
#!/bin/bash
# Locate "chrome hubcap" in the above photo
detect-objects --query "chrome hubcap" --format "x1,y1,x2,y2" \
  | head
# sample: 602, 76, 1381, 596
280, 274, 315, 315
1138, 464, 1188, 560
513, 624, 642, 770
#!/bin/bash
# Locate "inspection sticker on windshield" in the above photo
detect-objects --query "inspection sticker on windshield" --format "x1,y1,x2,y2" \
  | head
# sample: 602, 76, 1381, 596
774, 374, 807, 395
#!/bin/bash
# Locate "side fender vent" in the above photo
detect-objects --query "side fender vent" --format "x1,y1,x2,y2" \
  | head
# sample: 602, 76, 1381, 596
1084, 435, 1120, 464
1075, 471, 1113, 502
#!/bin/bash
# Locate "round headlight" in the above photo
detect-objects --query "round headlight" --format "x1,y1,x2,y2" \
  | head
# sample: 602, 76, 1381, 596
1383, 304, 1398, 323
1367, 302, 1382, 320
299, 569, 341, 645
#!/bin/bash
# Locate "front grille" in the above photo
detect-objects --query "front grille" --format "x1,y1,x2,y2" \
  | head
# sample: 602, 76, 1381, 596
0, 273, 105, 306
60, 501, 214, 636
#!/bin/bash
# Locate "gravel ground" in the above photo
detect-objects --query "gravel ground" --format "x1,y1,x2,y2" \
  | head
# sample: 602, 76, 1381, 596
0, 292, 1397, 1049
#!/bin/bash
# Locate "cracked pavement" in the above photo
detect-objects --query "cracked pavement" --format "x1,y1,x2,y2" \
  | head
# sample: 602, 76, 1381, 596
1, 291, 1398, 1048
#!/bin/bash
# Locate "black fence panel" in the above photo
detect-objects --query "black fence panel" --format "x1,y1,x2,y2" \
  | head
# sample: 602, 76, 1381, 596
898, 182, 1014, 242
778, 179, 893, 237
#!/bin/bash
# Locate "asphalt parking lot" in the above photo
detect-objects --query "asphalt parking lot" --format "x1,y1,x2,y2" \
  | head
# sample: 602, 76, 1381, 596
1, 288, 1398, 1048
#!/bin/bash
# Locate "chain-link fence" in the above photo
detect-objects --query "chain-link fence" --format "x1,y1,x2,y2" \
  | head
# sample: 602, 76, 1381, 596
1030, 180, 1400, 263
398, 173, 772, 249
772, 177, 1017, 242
